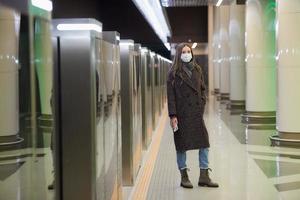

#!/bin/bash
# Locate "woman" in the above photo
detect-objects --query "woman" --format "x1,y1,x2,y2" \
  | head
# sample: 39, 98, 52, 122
167, 43, 218, 189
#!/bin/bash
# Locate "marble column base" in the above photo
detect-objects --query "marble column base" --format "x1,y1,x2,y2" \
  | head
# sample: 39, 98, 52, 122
219, 93, 230, 104
0, 134, 24, 146
213, 88, 220, 95
241, 111, 276, 124
227, 100, 245, 110
270, 131, 300, 147
38, 114, 53, 132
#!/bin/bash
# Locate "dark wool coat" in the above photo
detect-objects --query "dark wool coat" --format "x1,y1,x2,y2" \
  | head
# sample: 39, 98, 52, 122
167, 66, 210, 152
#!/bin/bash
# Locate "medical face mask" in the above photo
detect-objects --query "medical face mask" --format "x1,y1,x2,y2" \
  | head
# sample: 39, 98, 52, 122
181, 53, 192, 63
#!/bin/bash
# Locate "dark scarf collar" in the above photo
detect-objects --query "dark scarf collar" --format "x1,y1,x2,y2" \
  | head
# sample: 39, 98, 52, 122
182, 62, 194, 79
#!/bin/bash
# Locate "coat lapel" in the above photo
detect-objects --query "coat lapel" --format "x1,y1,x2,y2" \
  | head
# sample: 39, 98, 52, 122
176, 70, 199, 92
191, 70, 201, 93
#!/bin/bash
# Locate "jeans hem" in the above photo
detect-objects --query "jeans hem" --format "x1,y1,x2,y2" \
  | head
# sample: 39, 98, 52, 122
199, 167, 209, 169
179, 166, 188, 170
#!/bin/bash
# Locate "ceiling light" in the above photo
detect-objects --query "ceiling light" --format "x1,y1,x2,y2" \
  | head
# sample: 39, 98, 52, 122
216, 0, 223, 6
150, 52, 156, 57
161, 0, 169, 7
164, 43, 171, 50
57, 23, 102, 33
120, 41, 134, 46
141, 48, 148, 54
31, 0, 53, 11
132, 0, 171, 50
192, 43, 197, 48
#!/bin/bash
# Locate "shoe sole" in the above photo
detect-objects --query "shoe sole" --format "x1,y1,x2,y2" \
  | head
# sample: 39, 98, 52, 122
180, 183, 193, 189
198, 183, 219, 188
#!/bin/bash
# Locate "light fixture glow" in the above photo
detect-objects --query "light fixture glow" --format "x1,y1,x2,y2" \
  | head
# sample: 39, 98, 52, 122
216, 0, 223, 6
161, 0, 169, 7
192, 42, 197, 49
120, 42, 134, 46
57, 24, 102, 33
141, 48, 148, 54
132, 0, 171, 50
31, 0, 53, 11
164, 43, 171, 51
116, 35, 120, 41
150, 52, 156, 57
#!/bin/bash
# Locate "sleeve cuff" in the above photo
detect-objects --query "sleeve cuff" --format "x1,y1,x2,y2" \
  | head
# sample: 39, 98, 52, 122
169, 114, 177, 118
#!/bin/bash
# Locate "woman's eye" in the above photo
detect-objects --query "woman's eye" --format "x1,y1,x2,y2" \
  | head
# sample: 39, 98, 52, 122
182, 51, 191, 54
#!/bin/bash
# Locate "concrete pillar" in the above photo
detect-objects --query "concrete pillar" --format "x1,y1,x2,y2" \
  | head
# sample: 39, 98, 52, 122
219, 6, 230, 100
208, 5, 214, 96
229, 1, 246, 109
213, 6, 221, 95
270, 0, 300, 145
0, 6, 20, 144
243, 0, 276, 124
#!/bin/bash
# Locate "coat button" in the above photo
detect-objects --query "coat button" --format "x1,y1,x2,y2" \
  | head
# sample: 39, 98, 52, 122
188, 103, 192, 106
186, 93, 190, 98
196, 102, 200, 105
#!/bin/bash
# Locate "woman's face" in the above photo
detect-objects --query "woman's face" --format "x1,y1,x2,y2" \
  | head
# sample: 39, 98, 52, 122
180, 45, 193, 63
181, 45, 191, 55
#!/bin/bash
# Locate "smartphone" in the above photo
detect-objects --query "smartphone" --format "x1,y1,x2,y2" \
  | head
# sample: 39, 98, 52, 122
173, 124, 179, 132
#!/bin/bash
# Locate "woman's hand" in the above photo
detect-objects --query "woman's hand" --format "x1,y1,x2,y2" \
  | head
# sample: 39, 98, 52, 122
170, 116, 178, 129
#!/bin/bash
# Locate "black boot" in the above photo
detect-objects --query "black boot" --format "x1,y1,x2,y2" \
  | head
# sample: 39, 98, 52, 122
180, 168, 193, 188
198, 168, 219, 187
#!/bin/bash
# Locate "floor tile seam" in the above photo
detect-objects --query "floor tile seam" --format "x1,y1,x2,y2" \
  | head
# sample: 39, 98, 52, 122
251, 155, 300, 163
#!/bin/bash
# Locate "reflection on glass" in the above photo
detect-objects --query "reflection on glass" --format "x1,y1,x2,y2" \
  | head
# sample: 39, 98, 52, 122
115, 45, 122, 198
33, 17, 55, 199
95, 38, 105, 200
133, 48, 142, 178
0, 5, 54, 200
34, 17, 53, 135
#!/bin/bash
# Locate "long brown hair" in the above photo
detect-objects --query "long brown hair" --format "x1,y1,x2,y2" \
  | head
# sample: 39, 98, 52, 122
170, 43, 202, 77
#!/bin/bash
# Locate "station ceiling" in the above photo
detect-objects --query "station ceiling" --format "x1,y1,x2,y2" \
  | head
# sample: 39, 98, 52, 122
53, 0, 242, 58
53, 0, 171, 58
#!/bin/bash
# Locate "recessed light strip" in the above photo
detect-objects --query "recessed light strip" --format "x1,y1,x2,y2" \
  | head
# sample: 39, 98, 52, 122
57, 23, 102, 33
31, 0, 53, 11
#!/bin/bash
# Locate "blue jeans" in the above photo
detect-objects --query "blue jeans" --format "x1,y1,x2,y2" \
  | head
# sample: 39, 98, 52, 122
176, 148, 209, 170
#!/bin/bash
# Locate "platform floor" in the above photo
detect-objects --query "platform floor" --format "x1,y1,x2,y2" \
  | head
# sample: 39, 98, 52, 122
130, 97, 300, 200
1, 96, 300, 200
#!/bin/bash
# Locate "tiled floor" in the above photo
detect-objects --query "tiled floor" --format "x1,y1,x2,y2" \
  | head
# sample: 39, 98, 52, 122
143, 96, 300, 200
1, 96, 300, 200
